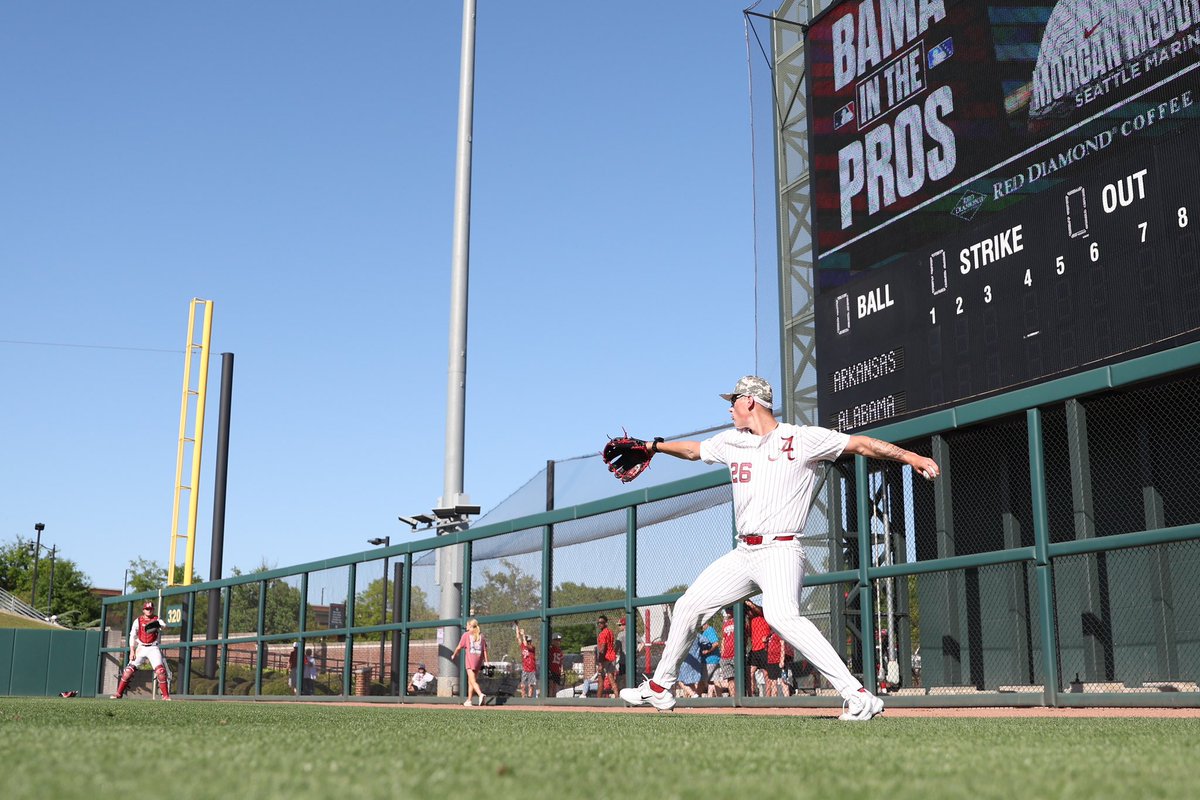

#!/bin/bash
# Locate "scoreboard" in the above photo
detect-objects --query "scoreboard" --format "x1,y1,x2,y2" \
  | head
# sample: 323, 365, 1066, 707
806, 0, 1200, 431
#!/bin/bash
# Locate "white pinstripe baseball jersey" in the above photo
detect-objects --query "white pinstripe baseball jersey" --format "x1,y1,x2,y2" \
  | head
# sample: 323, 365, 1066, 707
700, 423, 849, 536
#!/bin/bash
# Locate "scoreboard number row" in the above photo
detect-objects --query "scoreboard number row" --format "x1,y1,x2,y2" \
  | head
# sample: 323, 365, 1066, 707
925, 195, 1193, 328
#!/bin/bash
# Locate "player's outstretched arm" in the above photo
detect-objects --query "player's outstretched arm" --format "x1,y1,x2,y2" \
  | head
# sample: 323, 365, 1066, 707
655, 439, 703, 461
845, 435, 940, 480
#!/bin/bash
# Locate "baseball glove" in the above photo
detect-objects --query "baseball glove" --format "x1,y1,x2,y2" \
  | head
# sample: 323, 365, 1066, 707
602, 433, 663, 483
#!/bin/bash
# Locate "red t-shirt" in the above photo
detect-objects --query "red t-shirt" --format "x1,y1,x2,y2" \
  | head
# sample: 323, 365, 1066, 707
597, 627, 616, 662
721, 617, 736, 658
767, 630, 782, 662
521, 643, 537, 672
749, 617, 770, 652
549, 645, 564, 676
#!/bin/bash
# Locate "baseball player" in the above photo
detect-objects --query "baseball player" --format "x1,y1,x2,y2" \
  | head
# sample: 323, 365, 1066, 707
111, 601, 172, 700
618, 375, 939, 720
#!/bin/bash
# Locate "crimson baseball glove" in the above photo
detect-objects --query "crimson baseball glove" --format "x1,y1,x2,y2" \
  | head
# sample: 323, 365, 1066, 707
602, 433, 663, 483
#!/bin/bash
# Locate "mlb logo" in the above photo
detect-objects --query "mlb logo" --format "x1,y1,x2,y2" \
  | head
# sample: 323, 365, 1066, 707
928, 37, 954, 69
834, 101, 856, 130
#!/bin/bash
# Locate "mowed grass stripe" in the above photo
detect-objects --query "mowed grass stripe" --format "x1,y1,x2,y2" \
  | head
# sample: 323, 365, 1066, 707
1, 698, 1195, 799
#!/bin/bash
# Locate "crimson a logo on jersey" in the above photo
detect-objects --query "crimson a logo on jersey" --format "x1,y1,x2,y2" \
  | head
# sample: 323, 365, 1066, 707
768, 436, 797, 462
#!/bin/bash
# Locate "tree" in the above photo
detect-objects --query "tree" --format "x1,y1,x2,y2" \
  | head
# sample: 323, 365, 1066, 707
0, 537, 101, 626
126, 557, 166, 593
550, 580, 624, 609
121, 557, 207, 635
555, 623, 596, 654
353, 577, 391, 642
223, 563, 302, 635
125, 557, 203, 592
407, 584, 438, 640
353, 576, 439, 641
0, 538, 39, 599
470, 559, 540, 617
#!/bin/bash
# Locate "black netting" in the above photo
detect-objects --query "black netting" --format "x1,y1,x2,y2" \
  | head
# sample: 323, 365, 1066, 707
635, 485, 733, 596
1054, 539, 1200, 694
899, 562, 1043, 695
550, 511, 627, 607
469, 529, 544, 618
1042, 373, 1200, 544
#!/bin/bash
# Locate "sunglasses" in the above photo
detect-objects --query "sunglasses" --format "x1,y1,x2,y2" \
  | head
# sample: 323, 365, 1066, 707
729, 394, 743, 407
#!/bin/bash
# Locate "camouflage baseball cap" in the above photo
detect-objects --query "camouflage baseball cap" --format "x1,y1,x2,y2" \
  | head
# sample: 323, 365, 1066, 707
719, 375, 773, 407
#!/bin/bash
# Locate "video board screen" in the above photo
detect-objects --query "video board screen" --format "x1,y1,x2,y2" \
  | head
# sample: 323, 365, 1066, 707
807, 0, 1200, 431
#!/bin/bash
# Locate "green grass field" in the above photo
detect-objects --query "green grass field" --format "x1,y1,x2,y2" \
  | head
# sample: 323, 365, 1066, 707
0, 610, 57, 629
1, 697, 1194, 799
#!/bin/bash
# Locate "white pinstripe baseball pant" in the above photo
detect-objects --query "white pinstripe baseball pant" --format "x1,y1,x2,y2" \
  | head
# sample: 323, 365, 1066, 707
651, 538, 863, 698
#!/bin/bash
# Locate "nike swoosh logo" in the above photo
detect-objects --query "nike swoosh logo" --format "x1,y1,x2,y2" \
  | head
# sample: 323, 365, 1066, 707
1083, 23, 1101, 39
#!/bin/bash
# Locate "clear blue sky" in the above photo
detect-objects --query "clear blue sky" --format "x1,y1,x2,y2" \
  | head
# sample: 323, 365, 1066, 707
1, 1, 781, 592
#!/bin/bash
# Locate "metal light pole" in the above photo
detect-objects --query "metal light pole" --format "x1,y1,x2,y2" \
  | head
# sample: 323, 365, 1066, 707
207, 351, 235, 679
46, 544, 57, 616
368, 537, 390, 689
438, 0, 477, 697
30, 523, 44, 606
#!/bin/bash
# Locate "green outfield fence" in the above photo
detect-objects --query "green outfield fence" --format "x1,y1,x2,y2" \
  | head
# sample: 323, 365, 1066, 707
96, 342, 1200, 707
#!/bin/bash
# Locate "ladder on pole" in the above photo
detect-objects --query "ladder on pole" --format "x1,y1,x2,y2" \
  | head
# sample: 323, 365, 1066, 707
168, 298, 214, 587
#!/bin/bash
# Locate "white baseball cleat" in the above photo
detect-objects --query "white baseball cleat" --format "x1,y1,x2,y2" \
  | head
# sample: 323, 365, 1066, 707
620, 680, 676, 711
839, 689, 884, 721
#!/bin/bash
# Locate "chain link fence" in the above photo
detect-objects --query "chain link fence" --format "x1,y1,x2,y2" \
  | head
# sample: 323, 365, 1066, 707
99, 364, 1200, 705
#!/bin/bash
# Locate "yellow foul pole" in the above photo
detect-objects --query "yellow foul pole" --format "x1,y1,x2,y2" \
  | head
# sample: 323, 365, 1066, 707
168, 299, 214, 587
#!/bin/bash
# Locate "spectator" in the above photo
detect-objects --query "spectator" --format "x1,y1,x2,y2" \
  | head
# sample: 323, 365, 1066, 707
615, 617, 629, 683
699, 619, 721, 696
451, 618, 489, 707
549, 633, 565, 696
764, 630, 783, 697
716, 607, 737, 696
303, 647, 317, 695
516, 624, 538, 698
676, 635, 705, 698
780, 640, 796, 697
746, 600, 770, 696
287, 642, 300, 696
408, 664, 435, 694
595, 615, 617, 698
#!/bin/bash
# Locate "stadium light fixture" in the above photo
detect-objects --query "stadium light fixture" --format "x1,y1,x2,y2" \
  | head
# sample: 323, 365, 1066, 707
30, 523, 46, 608
397, 514, 437, 531
428, 504, 480, 535
432, 504, 480, 520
